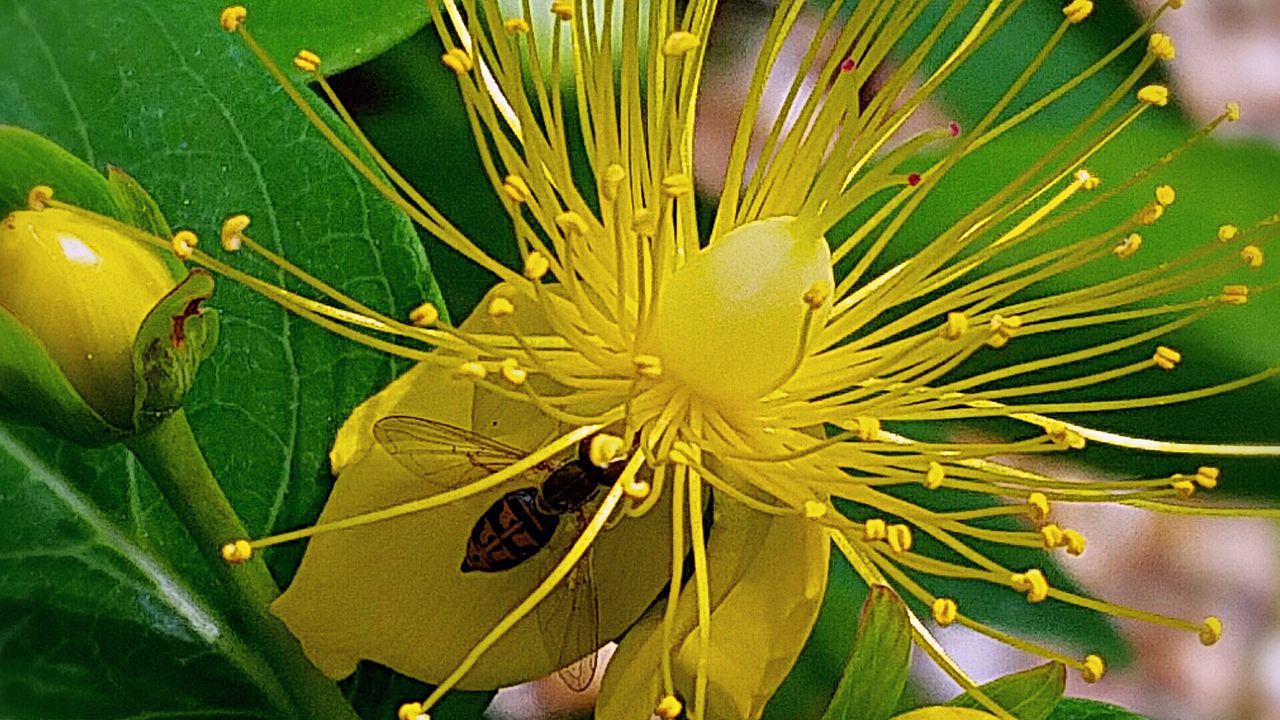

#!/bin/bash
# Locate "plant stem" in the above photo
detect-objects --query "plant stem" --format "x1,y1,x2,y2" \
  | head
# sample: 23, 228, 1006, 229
127, 410, 359, 720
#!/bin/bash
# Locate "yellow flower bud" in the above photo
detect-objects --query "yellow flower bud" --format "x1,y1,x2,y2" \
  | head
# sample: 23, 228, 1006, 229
0, 205, 217, 440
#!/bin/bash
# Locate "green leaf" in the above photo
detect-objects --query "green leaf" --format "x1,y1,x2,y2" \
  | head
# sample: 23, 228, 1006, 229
892, 707, 1000, 720
822, 585, 913, 720
231, 1, 428, 77
946, 663, 1066, 720
0, 0, 444, 717
1048, 699, 1149, 720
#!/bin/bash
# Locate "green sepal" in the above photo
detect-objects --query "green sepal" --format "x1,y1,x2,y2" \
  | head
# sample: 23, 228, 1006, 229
821, 585, 913, 720
946, 663, 1066, 720
131, 268, 219, 431
0, 306, 124, 444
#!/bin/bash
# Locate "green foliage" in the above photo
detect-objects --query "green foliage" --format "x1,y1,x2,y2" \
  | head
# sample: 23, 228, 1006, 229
1048, 699, 1150, 720
947, 663, 1065, 720
0, 0, 451, 717
822, 586, 913, 720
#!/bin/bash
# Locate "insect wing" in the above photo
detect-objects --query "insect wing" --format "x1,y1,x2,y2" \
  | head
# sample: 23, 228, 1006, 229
537, 544, 601, 692
373, 416, 530, 488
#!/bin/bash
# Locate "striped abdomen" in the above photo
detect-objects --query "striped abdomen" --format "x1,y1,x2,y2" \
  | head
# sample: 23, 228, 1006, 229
461, 488, 560, 573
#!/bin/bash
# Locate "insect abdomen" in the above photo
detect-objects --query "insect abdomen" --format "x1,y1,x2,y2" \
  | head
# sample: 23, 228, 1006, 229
461, 488, 559, 573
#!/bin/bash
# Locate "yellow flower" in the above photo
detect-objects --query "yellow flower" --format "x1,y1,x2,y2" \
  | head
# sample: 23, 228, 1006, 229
196, 2, 1280, 719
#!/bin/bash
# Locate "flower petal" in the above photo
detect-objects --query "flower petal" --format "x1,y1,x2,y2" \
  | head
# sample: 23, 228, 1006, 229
274, 287, 674, 688
598, 495, 829, 720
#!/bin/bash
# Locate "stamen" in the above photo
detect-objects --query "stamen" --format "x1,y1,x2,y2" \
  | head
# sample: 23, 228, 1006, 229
1200, 616, 1223, 646
220, 539, 253, 564
1081, 655, 1106, 683
1154, 346, 1182, 371
655, 694, 683, 719
589, 434, 627, 468
932, 598, 958, 626
442, 47, 474, 74
1241, 245, 1265, 268
171, 230, 198, 260
1062, 0, 1094, 24
522, 251, 550, 280
1010, 569, 1050, 603
292, 49, 321, 73
1138, 84, 1170, 107
1219, 224, 1240, 242
1113, 232, 1143, 259
27, 184, 53, 211
218, 5, 246, 32
1148, 32, 1176, 60
398, 702, 425, 720
220, 213, 250, 251
662, 31, 700, 57
409, 302, 440, 327
924, 462, 946, 490
501, 174, 531, 204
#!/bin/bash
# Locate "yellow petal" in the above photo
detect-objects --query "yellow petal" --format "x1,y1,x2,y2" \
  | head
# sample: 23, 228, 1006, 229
275, 286, 674, 688
598, 493, 829, 720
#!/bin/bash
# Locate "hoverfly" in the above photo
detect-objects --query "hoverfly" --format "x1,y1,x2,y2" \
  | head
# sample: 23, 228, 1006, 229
372, 415, 627, 691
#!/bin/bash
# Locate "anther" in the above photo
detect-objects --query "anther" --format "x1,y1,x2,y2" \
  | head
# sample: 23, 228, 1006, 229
1153, 346, 1182, 371
624, 478, 651, 502
487, 296, 516, 320
1148, 33, 1176, 61
839, 57, 857, 73
907, 173, 922, 187
655, 695, 683, 720
1172, 479, 1196, 498
1063, 529, 1086, 556
1241, 245, 1264, 269
589, 434, 627, 469
634, 354, 663, 379
1155, 185, 1176, 207
986, 314, 1022, 348
852, 416, 880, 441
864, 518, 887, 542
1041, 524, 1066, 549
1200, 616, 1223, 646
1138, 84, 1170, 107
602, 164, 627, 201
1218, 224, 1240, 243
502, 174, 531, 204
1220, 284, 1249, 305
932, 598, 958, 626
939, 312, 969, 341
504, 17, 531, 34
523, 252, 550, 280
887, 524, 913, 553
632, 208, 658, 236
661, 172, 693, 198
456, 361, 487, 380
219, 5, 247, 32
442, 47, 473, 74
802, 282, 830, 310
1062, 0, 1093, 24
948, 121, 962, 137
1168, 0, 1184, 8
1077, 169, 1100, 190
1137, 202, 1165, 225
220, 214, 250, 251
398, 702, 426, 720
1195, 466, 1220, 489
26, 185, 53, 211
409, 302, 439, 327
499, 358, 527, 386
804, 500, 828, 519
293, 49, 321, 73
1226, 101, 1241, 122
924, 462, 945, 490
221, 539, 253, 564
1028, 492, 1050, 522
662, 31, 700, 57
555, 211, 589, 237
550, 1, 573, 21
1113, 233, 1143, 259
1011, 569, 1049, 603
1044, 420, 1085, 449
1081, 655, 1106, 683
171, 230, 198, 260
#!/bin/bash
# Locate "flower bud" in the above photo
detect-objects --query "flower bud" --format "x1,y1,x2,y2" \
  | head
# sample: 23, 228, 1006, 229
0, 205, 219, 442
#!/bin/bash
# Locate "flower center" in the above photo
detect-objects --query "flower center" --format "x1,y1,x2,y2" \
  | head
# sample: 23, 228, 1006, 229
653, 216, 833, 408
